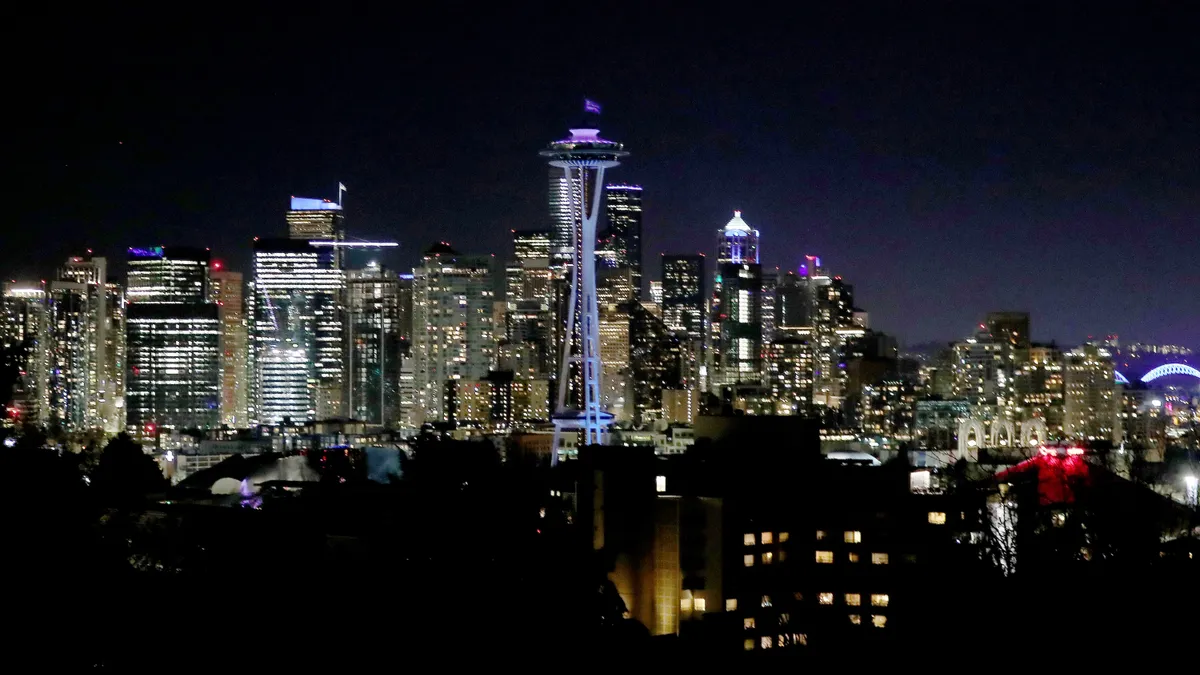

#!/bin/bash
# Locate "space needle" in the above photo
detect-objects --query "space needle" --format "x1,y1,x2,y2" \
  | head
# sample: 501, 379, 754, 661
540, 109, 628, 458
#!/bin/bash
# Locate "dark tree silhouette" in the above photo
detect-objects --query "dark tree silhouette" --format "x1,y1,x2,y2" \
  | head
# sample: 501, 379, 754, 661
91, 432, 167, 505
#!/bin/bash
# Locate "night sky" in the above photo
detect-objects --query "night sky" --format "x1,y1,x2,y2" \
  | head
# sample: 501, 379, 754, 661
8, 4, 1198, 348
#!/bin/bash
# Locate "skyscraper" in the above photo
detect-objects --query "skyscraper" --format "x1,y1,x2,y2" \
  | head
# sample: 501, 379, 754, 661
710, 211, 763, 389
252, 238, 345, 424
2, 282, 49, 426
347, 262, 405, 426
661, 254, 705, 340
598, 184, 643, 298
1064, 343, 1120, 444
540, 121, 628, 450
287, 196, 345, 241
209, 266, 249, 428
411, 243, 495, 424
126, 246, 220, 432
48, 255, 122, 432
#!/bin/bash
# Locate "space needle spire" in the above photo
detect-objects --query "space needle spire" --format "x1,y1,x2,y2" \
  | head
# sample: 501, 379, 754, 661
540, 106, 628, 460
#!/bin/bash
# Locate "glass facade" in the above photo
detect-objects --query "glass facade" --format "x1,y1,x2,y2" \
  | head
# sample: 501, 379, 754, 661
253, 239, 345, 424
126, 303, 220, 430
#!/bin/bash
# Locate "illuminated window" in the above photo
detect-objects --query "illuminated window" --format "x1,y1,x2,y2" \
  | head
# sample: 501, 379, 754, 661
761, 636, 773, 649
778, 550, 787, 562
792, 633, 808, 645
816, 530, 827, 540
694, 598, 706, 612
845, 593, 861, 606
744, 617, 755, 629
744, 533, 756, 546
761, 532, 773, 544
849, 614, 861, 625
872, 552, 889, 565
761, 595, 772, 607
656, 475, 666, 493
818, 592, 834, 605
872, 615, 887, 628
779, 613, 790, 625
726, 598, 737, 611
928, 511, 947, 525
744, 639, 754, 651
871, 594, 889, 607
744, 554, 754, 567
848, 552, 860, 563
762, 551, 774, 564
844, 530, 862, 543
779, 532, 790, 542
815, 550, 834, 563
680, 596, 693, 611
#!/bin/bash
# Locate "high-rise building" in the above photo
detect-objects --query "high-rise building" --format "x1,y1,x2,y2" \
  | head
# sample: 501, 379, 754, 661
1064, 343, 1120, 444
1014, 343, 1064, 438
286, 196, 345, 241
649, 280, 663, 308
126, 246, 209, 302
662, 254, 705, 340
598, 184, 643, 298
347, 263, 405, 427
126, 246, 220, 432
411, 243, 495, 424
598, 301, 632, 423
986, 311, 1031, 350
125, 304, 220, 431
765, 336, 815, 416
629, 302, 684, 425
761, 270, 779, 345
506, 229, 556, 307
541, 122, 628, 449
46, 279, 97, 431
710, 211, 763, 389
252, 238, 345, 424
209, 266, 249, 428
2, 282, 49, 426
44, 255, 123, 432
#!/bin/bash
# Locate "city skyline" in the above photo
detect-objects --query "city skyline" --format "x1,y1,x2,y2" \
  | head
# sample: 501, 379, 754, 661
7, 7, 1198, 348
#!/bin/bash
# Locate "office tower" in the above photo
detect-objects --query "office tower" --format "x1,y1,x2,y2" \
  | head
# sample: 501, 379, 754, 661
986, 311, 1031, 350
662, 254, 705, 340
598, 184, 643, 298
1064, 343, 1120, 444
2, 282, 49, 426
540, 121, 628, 449
347, 263, 405, 426
860, 378, 918, 439
127, 246, 209, 302
549, 168, 575, 269
253, 238, 345, 424
710, 211, 763, 389
45, 255, 121, 432
629, 302, 684, 425
126, 246, 220, 431
411, 243, 495, 424
597, 267, 637, 306
765, 336, 814, 415
775, 271, 807, 330
209, 267, 249, 428
761, 271, 778, 345
507, 229, 555, 302
287, 196, 345, 241
597, 301, 632, 423
396, 273, 414, 347
1014, 343, 1065, 438
102, 282, 127, 432
649, 281, 663, 308
46, 278, 94, 431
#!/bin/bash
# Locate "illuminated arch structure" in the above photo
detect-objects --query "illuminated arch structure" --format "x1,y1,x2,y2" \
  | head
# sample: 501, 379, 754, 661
1114, 371, 1131, 385
1140, 363, 1200, 383
957, 417, 1049, 461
